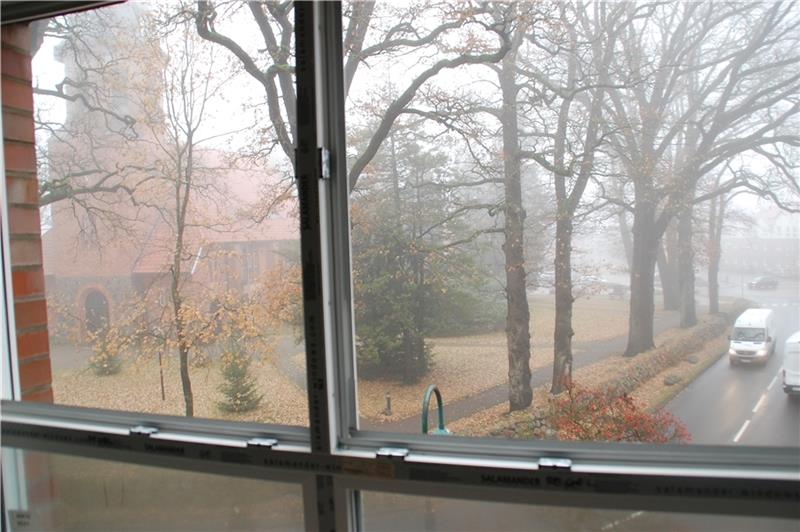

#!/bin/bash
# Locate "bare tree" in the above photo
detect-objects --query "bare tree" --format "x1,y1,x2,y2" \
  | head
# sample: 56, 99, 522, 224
507, 3, 640, 393
537, 3, 618, 394
497, 6, 533, 410
137, 15, 243, 417
503, 2, 616, 393
192, 1, 509, 189
431, 3, 537, 410
33, 6, 161, 225
600, 2, 800, 355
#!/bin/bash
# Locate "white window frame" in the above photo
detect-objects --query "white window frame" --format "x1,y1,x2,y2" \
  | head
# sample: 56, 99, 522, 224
309, 0, 799, 506
1, 108, 21, 403
1, 2, 799, 531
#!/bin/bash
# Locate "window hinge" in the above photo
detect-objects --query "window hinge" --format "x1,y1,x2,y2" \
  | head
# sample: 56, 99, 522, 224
319, 147, 330, 179
129, 425, 158, 437
247, 437, 278, 449
538, 457, 572, 470
376, 447, 409, 460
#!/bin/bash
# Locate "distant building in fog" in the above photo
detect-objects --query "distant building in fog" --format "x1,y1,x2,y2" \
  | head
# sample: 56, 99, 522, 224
39, 3, 298, 342
720, 205, 800, 277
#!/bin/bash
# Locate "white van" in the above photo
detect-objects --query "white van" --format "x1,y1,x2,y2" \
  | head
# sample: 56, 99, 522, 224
728, 308, 776, 365
782, 331, 800, 395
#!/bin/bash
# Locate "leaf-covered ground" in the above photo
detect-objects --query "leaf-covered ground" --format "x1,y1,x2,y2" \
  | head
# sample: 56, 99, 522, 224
356, 295, 642, 422
52, 353, 308, 426
52, 295, 658, 427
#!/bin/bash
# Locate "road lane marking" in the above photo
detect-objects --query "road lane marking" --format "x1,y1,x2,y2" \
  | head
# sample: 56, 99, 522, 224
600, 511, 644, 530
733, 420, 750, 443
752, 394, 767, 413
767, 376, 778, 391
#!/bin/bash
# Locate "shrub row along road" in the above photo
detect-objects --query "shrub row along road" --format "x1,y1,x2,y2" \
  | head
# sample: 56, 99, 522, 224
668, 282, 800, 447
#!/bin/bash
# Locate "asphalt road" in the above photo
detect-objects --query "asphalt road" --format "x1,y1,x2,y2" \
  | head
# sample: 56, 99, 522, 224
667, 284, 800, 447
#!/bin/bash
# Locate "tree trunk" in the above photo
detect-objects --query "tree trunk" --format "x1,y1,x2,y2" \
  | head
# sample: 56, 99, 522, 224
410, 248, 427, 382
172, 150, 194, 417
172, 281, 194, 417
707, 194, 724, 314
389, 132, 402, 214
624, 201, 659, 357
708, 252, 720, 315
500, 36, 532, 411
178, 338, 194, 416
678, 204, 697, 327
658, 239, 679, 311
618, 208, 633, 271
551, 217, 574, 394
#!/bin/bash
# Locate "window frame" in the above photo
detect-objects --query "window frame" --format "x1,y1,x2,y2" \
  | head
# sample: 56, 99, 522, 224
1, 108, 21, 403
314, 0, 799, 491
1, 2, 799, 530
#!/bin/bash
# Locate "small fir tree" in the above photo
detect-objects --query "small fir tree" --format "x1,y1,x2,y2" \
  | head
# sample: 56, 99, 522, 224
217, 342, 263, 413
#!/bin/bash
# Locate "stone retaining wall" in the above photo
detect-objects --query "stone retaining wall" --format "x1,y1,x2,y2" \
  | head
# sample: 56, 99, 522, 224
602, 301, 749, 396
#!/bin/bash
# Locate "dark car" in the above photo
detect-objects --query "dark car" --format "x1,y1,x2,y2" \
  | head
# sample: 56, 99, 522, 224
748, 276, 779, 290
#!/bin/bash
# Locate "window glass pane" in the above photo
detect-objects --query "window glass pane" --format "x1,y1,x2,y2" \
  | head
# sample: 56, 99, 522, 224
27, 3, 307, 424
360, 491, 797, 531
343, 1, 800, 446
2, 447, 304, 531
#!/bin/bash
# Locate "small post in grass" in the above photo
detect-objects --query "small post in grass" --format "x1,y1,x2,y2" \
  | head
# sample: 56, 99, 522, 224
383, 392, 392, 416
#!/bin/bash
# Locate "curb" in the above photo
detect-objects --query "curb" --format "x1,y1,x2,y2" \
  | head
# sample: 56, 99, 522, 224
644, 335, 729, 412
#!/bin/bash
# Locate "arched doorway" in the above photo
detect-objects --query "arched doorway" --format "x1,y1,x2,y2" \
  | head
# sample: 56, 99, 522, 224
84, 289, 109, 335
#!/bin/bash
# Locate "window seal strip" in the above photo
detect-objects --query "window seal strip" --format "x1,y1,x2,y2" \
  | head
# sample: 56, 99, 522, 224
338, 429, 800, 478
1, 400, 310, 446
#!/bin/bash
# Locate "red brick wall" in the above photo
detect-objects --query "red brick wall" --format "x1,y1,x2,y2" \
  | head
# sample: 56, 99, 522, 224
2, 23, 53, 403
